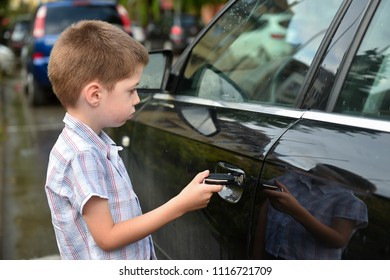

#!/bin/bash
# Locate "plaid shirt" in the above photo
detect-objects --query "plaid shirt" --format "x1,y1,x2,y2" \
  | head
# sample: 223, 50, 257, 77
265, 172, 368, 260
45, 113, 155, 259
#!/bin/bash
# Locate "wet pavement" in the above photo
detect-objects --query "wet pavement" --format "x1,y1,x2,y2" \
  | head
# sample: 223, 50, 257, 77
1, 75, 64, 259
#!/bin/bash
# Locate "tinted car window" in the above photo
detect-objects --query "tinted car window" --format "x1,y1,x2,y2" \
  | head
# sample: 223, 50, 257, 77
177, 0, 341, 106
334, 0, 390, 120
45, 6, 123, 35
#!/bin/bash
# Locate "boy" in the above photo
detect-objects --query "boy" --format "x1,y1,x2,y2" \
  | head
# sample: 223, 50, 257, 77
45, 20, 222, 260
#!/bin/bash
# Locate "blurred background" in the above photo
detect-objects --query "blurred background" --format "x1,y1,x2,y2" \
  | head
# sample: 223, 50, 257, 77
1, 0, 228, 101
1, 0, 227, 55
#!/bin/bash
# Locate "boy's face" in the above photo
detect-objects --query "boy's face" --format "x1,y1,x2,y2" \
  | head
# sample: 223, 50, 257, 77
100, 65, 144, 128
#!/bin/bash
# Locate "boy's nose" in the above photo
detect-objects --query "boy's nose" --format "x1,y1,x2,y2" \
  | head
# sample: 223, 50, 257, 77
134, 92, 141, 105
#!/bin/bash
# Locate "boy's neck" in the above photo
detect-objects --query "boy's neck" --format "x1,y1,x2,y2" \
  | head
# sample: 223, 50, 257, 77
66, 109, 102, 135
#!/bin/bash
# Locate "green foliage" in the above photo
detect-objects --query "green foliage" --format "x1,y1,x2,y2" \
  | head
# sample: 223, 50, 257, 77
127, 0, 228, 26
0, 0, 9, 11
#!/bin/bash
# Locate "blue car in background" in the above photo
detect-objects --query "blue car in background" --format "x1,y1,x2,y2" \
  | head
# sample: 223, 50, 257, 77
21, 0, 132, 106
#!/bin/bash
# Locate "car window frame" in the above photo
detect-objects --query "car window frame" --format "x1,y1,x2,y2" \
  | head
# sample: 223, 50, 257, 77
325, 0, 377, 110
297, 0, 390, 132
295, 0, 355, 108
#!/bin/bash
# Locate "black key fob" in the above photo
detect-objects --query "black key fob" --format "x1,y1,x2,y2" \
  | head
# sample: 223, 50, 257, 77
260, 180, 283, 192
204, 173, 235, 185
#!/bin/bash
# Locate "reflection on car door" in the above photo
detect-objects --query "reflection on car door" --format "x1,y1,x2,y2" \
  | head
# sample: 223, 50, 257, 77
255, 114, 390, 259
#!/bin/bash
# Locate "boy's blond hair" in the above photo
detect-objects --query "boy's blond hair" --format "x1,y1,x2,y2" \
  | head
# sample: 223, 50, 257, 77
48, 20, 149, 108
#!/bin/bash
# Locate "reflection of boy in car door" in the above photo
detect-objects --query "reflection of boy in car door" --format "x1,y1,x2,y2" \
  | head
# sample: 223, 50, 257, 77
253, 168, 368, 259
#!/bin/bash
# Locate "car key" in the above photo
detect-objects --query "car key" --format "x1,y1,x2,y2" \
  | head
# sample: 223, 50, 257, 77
204, 173, 236, 185
260, 180, 283, 192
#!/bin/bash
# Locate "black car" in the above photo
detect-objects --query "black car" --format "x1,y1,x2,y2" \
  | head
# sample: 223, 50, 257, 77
109, 0, 390, 260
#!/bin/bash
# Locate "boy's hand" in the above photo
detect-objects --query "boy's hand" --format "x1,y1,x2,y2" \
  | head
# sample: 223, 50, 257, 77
175, 170, 223, 214
264, 180, 303, 217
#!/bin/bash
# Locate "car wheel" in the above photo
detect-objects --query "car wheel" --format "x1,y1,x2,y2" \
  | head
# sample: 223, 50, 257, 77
26, 73, 45, 106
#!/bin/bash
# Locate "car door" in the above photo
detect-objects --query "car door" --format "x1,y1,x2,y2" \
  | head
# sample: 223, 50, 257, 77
110, 0, 345, 259
254, 0, 390, 259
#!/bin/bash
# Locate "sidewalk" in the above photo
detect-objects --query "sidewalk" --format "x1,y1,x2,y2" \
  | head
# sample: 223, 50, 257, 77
0, 77, 5, 259
31, 254, 61, 260
1, 78, 60, 260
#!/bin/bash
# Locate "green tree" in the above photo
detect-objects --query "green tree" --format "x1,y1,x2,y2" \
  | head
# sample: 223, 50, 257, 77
124, 0, 227, 26
173, 0, 226, 13
0, 0, 9, 11
0, 0, 10, 20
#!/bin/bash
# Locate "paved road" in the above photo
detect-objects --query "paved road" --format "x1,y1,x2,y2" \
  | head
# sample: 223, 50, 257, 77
1, 75, 63, 259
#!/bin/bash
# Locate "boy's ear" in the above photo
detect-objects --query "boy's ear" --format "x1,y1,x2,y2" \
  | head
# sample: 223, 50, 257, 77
83, 82, 102, 107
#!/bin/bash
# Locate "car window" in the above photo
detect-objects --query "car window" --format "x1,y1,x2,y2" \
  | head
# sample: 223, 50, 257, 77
45, 6, 122, 35
177, 0, 342, 107
334, 0, 390, 121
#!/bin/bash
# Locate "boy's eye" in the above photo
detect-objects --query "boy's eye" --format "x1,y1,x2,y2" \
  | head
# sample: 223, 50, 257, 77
129, 88, 138, 94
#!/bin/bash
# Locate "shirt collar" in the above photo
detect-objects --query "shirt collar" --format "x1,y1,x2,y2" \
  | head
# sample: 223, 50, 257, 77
63, 113, 119, 155
298, 174, 344, 194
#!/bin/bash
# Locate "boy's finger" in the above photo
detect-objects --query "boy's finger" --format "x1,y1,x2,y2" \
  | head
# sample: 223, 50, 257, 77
206, 184, 223, 193
196, 170, 210, 183
275, 179, 287, 191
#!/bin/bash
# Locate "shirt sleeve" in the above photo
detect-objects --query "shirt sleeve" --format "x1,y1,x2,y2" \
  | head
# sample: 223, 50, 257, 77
333, 193, 368, 229
70, 149, 109, 214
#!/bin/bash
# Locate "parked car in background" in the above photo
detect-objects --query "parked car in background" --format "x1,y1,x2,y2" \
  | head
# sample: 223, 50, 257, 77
144, 13, 202, 54
5, 15, 31, 57
168, 14, 203, 54
131, 21, 146, 45
108, 0, 390, 260
228, 12, 293, 62
144, 13, 172, 51
21, 0, 132, 106
0, 43, 15, 76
